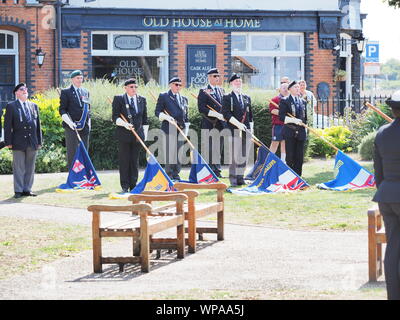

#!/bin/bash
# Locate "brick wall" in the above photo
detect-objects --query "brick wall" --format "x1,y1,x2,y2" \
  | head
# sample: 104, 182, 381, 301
0, 1, 56, 93
171, 31, 230, 87
307, 32, 337, 97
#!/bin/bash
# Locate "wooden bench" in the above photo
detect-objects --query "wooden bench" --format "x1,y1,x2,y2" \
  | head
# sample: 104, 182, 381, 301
368, 206, 387, 282
87, 194, 187, 273
131, 182, 227, 254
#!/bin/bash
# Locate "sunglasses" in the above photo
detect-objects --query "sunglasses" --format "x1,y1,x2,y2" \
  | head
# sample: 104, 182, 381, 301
127, 85, 138, 89
212, 75, 220, 78
173, 83, 182, 87
18, 87, 28, 91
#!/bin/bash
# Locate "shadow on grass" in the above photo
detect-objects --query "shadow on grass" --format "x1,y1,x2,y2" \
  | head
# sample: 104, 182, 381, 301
0, 186, 60, 203
71, 240, 216, 282
359, 280, 386, 291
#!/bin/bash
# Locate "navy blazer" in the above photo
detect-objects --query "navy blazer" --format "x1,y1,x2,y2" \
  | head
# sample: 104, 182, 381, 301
155, 90, 189, 134
221, 91, 253, 131
197, 85, 226, 130
112, 94, 148, 143
59, 85, 91, 134
4, 100, 42, 151
373, 118, 400, 203
278, 95, 307, 141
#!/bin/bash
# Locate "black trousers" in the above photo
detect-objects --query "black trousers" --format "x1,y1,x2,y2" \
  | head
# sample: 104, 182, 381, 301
378, 202, 400, 300
163, 132, 184, 180
201, 128, 224, 175
284, 137, 305, 176
118, 139, 141, 191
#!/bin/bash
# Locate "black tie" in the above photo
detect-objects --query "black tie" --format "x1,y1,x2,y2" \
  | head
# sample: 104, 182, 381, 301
239, 94, 244, 109
23, 102, 31, 122
215, 88, 221, 103
130, 97, 136, 114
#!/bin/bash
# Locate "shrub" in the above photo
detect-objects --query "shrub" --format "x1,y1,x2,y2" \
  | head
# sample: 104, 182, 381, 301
35, 144, 67, 173
358, 131, 376, 161
0, 148, 13, 174
308, 126, 353, 157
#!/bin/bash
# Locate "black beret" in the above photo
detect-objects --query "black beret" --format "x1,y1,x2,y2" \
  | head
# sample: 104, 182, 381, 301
13, 83, 26, 94
288, 80, 297, 90
386, 99, 400, 109
70, 70, 83, 78
229, 73, 241, 83
169, 77, 182, 84
207, 68, 220, 75
124, 78, 137, 86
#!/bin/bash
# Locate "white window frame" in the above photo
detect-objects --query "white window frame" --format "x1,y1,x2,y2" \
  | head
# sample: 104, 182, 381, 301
91, 31, 168, 56
231, 32, 305, 86
91, 31, 169, 85
0, 30, 19, 85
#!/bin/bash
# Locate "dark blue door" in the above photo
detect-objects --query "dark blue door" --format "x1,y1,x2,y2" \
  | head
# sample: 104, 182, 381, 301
0, 55, 15, 111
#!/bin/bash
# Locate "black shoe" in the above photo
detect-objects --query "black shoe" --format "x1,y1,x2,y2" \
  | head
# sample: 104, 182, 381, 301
120, 189, 129, 194
14, 192, 23, 199
172, 176, 181, 181
22, 191, 37, 197
215, 172, 222, 178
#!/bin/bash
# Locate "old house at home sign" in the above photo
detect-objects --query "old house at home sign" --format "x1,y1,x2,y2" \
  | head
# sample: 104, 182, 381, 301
187, 45, 216, 87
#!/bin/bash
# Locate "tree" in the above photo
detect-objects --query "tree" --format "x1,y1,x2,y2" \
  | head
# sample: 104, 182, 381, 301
385, 0, 400, 8
381, 59, 400, 80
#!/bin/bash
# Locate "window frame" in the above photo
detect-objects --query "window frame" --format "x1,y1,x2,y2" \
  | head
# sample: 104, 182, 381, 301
91, 31, 168, 57
0, 30, 19, 86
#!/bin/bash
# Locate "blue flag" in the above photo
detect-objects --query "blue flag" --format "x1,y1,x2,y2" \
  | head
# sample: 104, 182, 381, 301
187, 149, 219, 184
245, 145, 269, 181
317, 150, 375, 191
56, 141, 101, 192
230, 151, 309, 195
130, 155, 175, 194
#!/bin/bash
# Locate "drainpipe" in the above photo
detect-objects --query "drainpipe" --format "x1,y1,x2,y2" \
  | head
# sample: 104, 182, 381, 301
56, 0, 63, 87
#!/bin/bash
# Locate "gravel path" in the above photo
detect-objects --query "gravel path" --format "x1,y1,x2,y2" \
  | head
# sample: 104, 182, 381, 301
0, 201, 384, 300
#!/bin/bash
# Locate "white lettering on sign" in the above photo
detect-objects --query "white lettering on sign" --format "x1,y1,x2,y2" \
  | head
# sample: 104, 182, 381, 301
143, 17, 261, 29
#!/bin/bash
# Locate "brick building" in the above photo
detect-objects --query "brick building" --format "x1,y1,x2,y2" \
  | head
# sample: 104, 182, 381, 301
0, 0, 366, 109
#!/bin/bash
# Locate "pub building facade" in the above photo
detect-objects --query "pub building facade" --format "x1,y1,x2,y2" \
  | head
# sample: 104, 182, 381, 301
0, 0, 366, 110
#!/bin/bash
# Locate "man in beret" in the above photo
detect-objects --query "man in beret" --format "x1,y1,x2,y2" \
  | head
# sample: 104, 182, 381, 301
59, 70, 91, 170
111, 78, 149, 193
3, 83, 42, 198
221, 73, 254, 187
197, 68, 226, 178
155, 77, 189, 181
278, 80, 307, 176
373, 90, 400, 300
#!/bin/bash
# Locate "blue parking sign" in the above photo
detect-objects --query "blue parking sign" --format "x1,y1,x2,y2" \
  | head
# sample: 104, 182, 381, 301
365, 42, 379, 63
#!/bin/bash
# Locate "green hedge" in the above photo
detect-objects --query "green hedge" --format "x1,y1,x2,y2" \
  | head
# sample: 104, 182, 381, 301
358, 131, 376, 161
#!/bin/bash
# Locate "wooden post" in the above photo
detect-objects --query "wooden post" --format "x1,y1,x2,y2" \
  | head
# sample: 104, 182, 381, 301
92, 210, 102, 273
187, 196, 197, 254
176, 199, 185, 259
217, 189, 224, 241
140, 210, 150, 273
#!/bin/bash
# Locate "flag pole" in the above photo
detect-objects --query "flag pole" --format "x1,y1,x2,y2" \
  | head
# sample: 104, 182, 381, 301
365, 102, 393, 123
200, 88, 268, 150
148, 91, 196, 150
57, 87, 83, 142
269, 98, 340, 152
107, 97, 154, 157
191, 92, 261, 147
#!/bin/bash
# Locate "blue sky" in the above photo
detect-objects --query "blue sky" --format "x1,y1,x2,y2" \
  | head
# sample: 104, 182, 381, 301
361, 0, 400, 63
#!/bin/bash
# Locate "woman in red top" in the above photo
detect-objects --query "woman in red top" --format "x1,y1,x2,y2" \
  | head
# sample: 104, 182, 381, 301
269, 82, 289, 162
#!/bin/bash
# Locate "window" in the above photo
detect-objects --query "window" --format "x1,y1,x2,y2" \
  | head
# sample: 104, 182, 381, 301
91, 31, 168, 86
231, 33, 304, 89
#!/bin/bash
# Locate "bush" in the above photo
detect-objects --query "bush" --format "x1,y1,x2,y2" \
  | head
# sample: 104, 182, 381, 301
308, 126, 353, 157
0, 148, 13, 174
35, 144, 67, 173
358, 131, 376, 161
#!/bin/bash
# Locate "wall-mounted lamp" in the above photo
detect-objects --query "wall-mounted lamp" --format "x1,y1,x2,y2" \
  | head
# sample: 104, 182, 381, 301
35, 48, 46, 68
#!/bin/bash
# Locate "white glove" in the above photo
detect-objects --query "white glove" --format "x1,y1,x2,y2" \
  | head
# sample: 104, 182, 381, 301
284, 116, 303, 126
208, 110, 224, 121
143, 125, 149, 141
159, 112, 175, 123
116, 117, 133, 131
184, 122, 190, 136
229, 117, 247, 132
250, 122, 254, 135
61, 114, 77, 130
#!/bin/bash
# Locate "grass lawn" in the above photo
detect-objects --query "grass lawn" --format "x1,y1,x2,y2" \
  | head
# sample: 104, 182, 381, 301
0, 156, 376, 231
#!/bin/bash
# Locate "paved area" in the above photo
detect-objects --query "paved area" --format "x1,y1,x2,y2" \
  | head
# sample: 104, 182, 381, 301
0, 201, 383, 300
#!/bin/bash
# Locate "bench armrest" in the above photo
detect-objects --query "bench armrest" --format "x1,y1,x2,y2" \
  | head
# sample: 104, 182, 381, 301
87, 204, 152, 213
367, 206, 380, 218
142, 190, 199, 199
174, 182, 228, 191
128, 193, 188, 203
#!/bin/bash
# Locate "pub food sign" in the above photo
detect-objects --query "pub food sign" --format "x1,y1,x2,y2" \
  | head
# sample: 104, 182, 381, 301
187, 45, 216, 87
